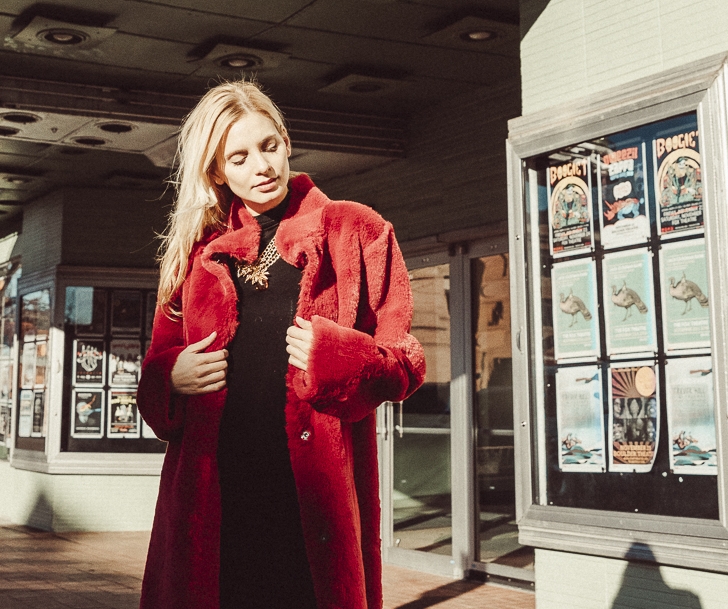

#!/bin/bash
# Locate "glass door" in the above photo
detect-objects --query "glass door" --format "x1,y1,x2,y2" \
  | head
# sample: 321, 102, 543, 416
471, 252, 534, 578
379, 256, 453, 573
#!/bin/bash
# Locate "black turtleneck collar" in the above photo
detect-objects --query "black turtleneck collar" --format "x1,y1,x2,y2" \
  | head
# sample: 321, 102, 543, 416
255, 190, 291, 253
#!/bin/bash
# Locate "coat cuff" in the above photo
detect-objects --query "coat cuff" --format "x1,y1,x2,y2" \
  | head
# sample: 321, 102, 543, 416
292, 316, 409, 421
137, 346, 187, 441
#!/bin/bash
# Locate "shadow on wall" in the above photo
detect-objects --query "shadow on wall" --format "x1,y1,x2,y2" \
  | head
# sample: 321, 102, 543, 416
611, 543, 702, 609
26, 489, 53, 531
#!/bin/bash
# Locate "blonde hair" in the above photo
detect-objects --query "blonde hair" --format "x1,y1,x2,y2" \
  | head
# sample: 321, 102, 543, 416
157, 80, 290, 312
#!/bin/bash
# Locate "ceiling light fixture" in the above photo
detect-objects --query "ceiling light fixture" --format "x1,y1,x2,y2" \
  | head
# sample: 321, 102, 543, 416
73, 137, 106, 147
2, 112, 40, 124
460, 29, 496, 42
98, 122, 134, 134
4, 177, 31, 185
0, 127, 20, 137
39, 28, 88, 45
217, 54, 262, 69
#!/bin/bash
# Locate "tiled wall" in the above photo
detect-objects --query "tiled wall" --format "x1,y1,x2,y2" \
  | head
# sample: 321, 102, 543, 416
536, 549, 728, 609
521, 0, 728, 115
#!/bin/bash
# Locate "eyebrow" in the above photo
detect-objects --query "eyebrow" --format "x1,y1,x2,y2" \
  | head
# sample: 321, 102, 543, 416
225, 134, 278, 161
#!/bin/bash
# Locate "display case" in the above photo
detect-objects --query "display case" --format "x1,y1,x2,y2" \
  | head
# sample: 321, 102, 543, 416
508, 53, 728, 571
10, 266, 164, 474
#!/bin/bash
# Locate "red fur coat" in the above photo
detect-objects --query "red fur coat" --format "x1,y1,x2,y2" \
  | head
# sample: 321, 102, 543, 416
138, 174, 425, 609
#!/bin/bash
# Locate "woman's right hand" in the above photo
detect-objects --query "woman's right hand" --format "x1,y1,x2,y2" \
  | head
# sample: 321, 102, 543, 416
170, 331, 228, 395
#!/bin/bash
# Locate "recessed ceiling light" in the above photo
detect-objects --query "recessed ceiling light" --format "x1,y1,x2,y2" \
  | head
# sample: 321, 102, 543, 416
0, 127, 20, 137
4, 177, 31, 185
460, 29, 496, 42
98, 122, 134, 134
73, 137, 106, 147
39, 28, 88, 45
2, 112, 40, 125
217, 54, 262, 69
348, 82, 384, 94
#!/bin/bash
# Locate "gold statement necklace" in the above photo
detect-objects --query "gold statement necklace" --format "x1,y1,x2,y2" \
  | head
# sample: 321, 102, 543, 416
235, 236, 280, 290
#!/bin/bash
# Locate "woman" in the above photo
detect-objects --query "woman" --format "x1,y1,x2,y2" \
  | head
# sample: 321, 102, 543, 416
137, 80, 425, 609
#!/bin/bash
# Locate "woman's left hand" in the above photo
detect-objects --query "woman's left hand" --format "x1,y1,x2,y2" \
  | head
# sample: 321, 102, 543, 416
286, 316, 313, 371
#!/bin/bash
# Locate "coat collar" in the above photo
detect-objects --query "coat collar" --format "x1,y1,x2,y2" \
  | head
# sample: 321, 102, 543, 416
201, 173, 326, 267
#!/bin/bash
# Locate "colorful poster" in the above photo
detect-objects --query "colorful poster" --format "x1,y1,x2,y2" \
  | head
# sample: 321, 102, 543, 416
665, 356, 717, 475
603, 249, 656, 356
547, 158, 593, 257
0, 402, 10, 445
551, 259, 600, 360
609, 363, 659, 473
18, 389, 32, 438
109, 340, 142, 387
108, 390, 140, 438
111, 290, 141, 334
659, 239, 711, 351
73, 339, 105, 385
598, 143, 650, 249
71, 389, 104, 438
20, 342, 36, 388
555, 365, 605, 472
653, 129, 703, 237
141, 417, 158, 440
31, 390, 45, 438
34, 341, 47, 387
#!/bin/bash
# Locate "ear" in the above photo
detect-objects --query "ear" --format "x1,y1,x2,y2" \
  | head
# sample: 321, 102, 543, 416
210, 165, 226, 186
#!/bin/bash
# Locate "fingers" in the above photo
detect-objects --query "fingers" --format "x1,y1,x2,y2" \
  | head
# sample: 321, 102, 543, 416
288, 352, 307, 372
185, 331, 217, 354
295, 316, 312, 330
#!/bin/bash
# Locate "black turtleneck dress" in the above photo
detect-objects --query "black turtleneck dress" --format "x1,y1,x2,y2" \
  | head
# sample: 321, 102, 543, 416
216, 197, 318, 609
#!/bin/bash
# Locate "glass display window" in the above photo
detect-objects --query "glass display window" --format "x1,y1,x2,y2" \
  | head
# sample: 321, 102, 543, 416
507, 55, 728, 572
62, 286, 163, 453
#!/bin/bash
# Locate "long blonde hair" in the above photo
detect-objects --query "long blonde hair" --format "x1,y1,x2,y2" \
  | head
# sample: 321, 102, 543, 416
158, 80, 290, 312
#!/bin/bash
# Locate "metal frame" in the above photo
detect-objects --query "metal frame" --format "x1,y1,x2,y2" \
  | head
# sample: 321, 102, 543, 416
508, 51, 728, 571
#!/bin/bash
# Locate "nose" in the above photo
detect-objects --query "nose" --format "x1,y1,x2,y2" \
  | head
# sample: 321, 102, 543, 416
249, 149, 271, 174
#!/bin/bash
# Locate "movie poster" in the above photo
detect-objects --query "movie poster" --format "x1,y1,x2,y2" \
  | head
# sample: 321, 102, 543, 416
73, 339, 105, 385
31, 390, 45, 437
555, 365, 605, 472
547, 158, 594, 257
609, 363, 659, 473
71, 389, 104, 438
603, 249, 657, 356
665, 356, 717, 475
653, 128, 703, 238
17, 389, 32, 438
34, 341, 47, 387
111, 290, 141, 334
598, 143, 650, 249
551, 259, 600, 360
141, 417, 158, 440
659, 239, 711, 352
0, 403, 9, 445
20, 342, 36, 389
108, 390, 140, 438
109, 340, 142, 387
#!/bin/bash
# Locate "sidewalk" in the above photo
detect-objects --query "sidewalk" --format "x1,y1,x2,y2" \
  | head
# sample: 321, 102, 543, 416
0, 524, 535, 609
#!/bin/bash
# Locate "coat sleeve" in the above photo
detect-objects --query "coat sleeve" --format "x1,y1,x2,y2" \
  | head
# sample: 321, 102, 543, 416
292, 221, 426, 422
137, 301, 187, 441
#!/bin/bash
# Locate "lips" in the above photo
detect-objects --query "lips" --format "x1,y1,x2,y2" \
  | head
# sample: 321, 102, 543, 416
255, 178, 276, 190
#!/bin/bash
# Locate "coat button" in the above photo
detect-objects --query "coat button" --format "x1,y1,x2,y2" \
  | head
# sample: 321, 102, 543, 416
301, 430, 311, 441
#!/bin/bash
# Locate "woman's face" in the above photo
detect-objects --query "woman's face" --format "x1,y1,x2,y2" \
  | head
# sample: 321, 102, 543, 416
213, 112, 291, 214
